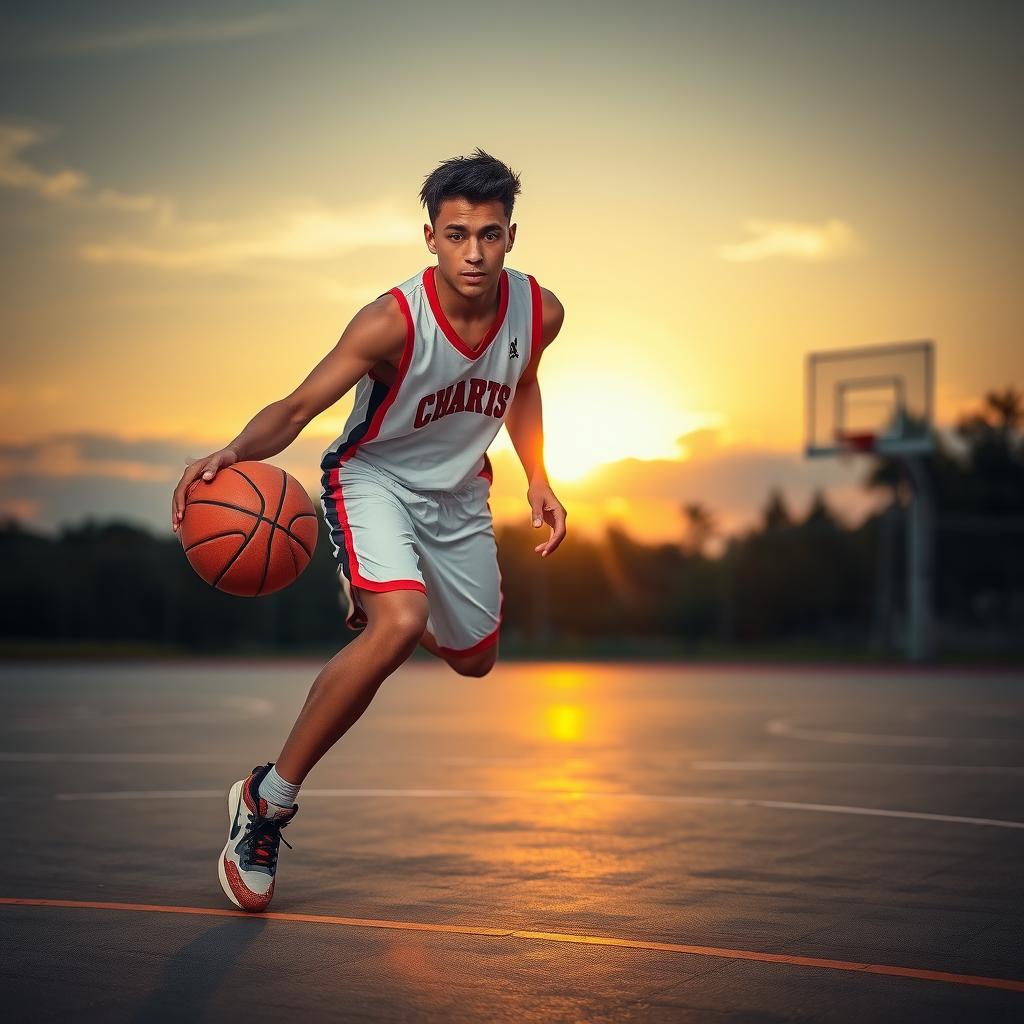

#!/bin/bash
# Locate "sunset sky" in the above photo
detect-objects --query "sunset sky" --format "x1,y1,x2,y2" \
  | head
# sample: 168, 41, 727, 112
1, 0, 1021, 544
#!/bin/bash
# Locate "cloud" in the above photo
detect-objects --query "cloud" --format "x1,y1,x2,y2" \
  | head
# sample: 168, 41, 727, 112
674, 426, 722, 460
0, 116, 419, 297
718, 218, 862, 262
0, 433, 180, 483
77, 200, 421, 272
0, 120, 173, 220
0, 430, 332, 534
0, 429, 336, 490
0, 496, 41, 522
3, 10, 316, 59
0, 430, 883, 543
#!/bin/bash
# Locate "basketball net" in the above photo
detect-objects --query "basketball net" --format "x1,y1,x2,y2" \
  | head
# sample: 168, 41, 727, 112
834, 430, 876, 467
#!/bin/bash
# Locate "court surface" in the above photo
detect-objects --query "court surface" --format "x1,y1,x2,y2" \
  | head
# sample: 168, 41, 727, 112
3, 660, 1023, 1022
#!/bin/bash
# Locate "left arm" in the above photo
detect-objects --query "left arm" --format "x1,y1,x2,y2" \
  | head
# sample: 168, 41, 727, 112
504, 286, 568, 557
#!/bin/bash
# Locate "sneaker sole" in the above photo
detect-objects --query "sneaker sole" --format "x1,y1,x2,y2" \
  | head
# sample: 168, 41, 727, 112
218, 779, 246, 911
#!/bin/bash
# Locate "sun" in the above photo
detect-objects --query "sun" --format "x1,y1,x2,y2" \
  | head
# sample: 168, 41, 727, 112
494, 368, 718, 481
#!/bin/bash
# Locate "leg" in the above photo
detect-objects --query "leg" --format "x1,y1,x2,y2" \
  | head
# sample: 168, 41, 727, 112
418, 623, 499, 677
273, 589, 429, 783
412, 476, 503, 679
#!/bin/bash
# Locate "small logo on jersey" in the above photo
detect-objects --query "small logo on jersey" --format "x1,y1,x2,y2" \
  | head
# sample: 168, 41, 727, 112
509, 336, 519, 359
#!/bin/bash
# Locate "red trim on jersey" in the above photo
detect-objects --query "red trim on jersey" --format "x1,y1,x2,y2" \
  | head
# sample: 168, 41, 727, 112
328, 473, 426, 594
337, 286, 415, 465
438, 591, 504, 657
477, 451, 493, 483
524, 273, 543, 382
424, 265, 509, 360
352, 578, 426, 594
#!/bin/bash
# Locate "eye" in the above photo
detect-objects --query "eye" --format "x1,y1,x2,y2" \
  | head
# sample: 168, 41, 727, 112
447, 233, 461, 240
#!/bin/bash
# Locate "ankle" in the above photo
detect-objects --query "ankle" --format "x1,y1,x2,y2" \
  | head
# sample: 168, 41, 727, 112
260, 763, 302, 808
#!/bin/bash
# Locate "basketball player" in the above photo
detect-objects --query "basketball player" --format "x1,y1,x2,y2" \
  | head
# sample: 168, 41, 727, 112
170, 149, 566, 911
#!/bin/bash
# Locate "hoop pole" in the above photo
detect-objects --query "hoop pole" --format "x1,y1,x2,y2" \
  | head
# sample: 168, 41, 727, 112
902, 455, 935, 661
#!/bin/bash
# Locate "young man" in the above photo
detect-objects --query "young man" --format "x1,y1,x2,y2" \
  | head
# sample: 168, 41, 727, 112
170, 149, 566, 912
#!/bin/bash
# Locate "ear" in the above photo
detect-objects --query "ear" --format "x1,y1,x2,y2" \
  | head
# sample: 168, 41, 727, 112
507, 222, 516, 250
424, 223, 437, 254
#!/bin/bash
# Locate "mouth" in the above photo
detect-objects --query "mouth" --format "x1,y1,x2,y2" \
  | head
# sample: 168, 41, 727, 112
462, 272, 486, 281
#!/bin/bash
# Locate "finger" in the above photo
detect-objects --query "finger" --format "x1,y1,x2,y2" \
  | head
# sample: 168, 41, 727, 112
543, 532, 565, 556
541, 510, 567, 557
173, 464, 203, 521
533, 508, 561, 547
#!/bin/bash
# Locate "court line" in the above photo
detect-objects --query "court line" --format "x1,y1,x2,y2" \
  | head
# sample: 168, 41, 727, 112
10, 697, 275, 732
49, 786, 1024, 830
1, 897, 1021, 994
766, 717, 1022, 748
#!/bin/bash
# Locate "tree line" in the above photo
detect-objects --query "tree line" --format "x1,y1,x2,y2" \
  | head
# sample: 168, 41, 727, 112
1, 388, 1021, 658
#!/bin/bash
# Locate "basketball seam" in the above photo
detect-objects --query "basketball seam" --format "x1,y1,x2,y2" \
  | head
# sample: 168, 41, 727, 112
183, 530, 248, 555
208, 466, 268, 593
285, 513, 317, 558
227, 466, 267, 517
210, 505, 262, 591
257, 468, 290, 596
283, 520, 300, 579
186, 500, 314, 557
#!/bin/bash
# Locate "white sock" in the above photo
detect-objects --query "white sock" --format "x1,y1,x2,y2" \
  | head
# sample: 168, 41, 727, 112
261, 764, 301, 808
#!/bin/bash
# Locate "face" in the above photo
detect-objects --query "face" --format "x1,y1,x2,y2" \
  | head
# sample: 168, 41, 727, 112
425, 196, 516, 297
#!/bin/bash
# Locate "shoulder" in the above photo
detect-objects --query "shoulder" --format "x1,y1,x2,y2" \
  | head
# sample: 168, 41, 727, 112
539, 286, 564, 343
344, 291, 409, 364
511, 267, 565, 346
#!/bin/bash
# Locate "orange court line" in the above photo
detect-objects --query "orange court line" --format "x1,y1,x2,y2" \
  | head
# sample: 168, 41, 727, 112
2, 897, 1022, 994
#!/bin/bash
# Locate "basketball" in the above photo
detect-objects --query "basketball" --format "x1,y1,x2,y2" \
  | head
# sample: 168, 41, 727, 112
178, 461, 319, 596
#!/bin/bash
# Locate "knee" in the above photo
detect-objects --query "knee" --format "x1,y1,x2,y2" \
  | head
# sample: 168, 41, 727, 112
364, 591, 429, 651
448, 646, 498, 677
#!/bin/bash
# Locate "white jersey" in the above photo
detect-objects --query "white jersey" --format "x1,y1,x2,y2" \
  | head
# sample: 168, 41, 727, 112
321, 264, 541, 492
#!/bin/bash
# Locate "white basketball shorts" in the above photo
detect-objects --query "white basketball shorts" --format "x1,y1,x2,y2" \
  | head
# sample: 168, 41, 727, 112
319, 453, 503, 656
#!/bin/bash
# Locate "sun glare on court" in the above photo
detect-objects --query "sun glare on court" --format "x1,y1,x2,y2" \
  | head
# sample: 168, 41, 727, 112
545, 703, 584, 743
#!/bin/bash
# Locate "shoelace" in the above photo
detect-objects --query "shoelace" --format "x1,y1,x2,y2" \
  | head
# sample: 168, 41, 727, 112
240, 810, 294, 870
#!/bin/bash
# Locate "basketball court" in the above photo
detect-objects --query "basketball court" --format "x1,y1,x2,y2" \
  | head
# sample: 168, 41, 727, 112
3, 659, 1023, 1021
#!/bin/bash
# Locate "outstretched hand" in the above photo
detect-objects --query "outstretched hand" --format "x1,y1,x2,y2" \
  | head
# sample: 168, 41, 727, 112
528, 480, 567, 557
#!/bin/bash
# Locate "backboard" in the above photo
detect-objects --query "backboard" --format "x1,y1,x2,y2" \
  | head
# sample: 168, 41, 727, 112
805, 340, 934, 458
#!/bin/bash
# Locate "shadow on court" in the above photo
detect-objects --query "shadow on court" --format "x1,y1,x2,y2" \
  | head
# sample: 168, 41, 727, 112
2, 660, 1023, 1022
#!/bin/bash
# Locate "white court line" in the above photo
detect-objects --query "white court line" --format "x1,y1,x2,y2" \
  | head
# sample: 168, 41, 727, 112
50, 786, 1024, 830
766, 717, 1022, 748
692, 761, 1024, 775
9, 696, 275, 731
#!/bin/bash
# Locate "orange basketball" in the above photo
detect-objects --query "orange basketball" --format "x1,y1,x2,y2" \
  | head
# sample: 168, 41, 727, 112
179, 461, 319, 596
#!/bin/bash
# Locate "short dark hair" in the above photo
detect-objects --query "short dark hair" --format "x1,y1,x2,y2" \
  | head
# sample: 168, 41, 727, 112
419, 148, 522, 227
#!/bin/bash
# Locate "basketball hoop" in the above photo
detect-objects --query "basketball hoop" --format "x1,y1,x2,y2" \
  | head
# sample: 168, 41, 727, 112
805, 339, 936, 661
834, 430, 877, 455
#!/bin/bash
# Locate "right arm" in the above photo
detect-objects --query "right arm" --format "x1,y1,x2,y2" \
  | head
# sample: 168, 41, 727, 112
171, 294, 407, 531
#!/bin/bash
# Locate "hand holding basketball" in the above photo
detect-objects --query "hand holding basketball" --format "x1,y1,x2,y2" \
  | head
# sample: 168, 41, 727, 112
172, 446, 239, 531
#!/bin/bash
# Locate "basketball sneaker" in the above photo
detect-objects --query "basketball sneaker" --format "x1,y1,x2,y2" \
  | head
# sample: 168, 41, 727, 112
218, 762, 298, 912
